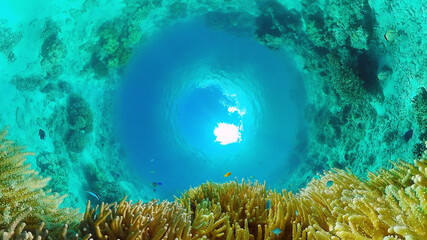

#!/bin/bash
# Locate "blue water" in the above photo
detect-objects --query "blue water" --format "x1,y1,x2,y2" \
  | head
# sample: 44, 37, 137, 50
117, 20, 307, 199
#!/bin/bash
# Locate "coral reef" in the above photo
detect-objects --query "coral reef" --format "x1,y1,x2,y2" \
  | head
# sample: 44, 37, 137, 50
62, 94, 93, 153
36, 151, 69, 195
296, 157, 427, 239
0, 129, 81, 238
79, 197, 192, 240
67, 94, 93, 134
78, 148, 427, 239
83, 162, 128, 204
87, 18, 141, 76
0, 207, 81, 240
412, 87, 427, 131
39, 19, 67, 79
255, 0, 302, 49
301, 0, 375, 50
1, 0, 426, 239
2, 124, 427, 239
204, 11, 255, 36
0, 20, 22, 62
178, 180, 271, 239
327, 53, 366, 103
41, 80, 72, 101
10, 75, 45, 92
64, 129, 89, 153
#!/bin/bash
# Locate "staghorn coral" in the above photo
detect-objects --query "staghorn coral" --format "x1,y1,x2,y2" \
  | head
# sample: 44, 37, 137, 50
0, 129, 81, 238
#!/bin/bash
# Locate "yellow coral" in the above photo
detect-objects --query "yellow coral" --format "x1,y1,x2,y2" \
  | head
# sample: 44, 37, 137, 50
3, 126, 427, 240
79, 196, 192, 240
296, 154, 427, 239
82, 152, 427, 239
0, 207, 83, 240
0, 129, 81, 237
178, 180, 271, 239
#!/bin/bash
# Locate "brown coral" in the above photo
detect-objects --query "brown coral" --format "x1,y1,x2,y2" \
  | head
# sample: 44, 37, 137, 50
2, 127, 427, 239
0, 207, 84, 240
178, 180, 276, 239
0, 129, 81, 238
79, 197, 192, 240
81, 149, 427, 239
294, 152, 427, 239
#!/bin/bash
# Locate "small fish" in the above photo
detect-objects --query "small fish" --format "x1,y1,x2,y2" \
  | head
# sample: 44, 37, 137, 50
149, 169, 155, 174
224, 172, 232, 177
384, 29, 397, 42
326, 181, 333, 187
150, 158, 155, 162
272, 228, 281, 235
266, 199, 271, 210
404, 130, 413, 142
152, 182, 162, 187
39, 129, 46, 140
249, 176, 255, 179
85, 191, 100, 201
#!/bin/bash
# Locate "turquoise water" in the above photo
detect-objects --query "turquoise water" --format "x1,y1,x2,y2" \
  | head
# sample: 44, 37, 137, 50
118, 21, 306, 199
0, 0, 425, 211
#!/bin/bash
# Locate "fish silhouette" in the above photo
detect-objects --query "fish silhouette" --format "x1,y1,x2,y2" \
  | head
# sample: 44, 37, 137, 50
39, 129, 46, 140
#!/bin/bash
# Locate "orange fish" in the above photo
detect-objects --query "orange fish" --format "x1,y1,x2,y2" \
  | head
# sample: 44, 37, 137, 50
224, 172, 232, 177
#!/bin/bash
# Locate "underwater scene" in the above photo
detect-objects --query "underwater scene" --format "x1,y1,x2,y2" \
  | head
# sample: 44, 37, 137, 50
0, 0, 426, 239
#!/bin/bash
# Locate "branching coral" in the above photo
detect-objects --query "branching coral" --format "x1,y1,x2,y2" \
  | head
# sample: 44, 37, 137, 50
0, 129, 81, 238
3, 126, 427, 239
79, 197, 192, 240
0, 207, 83, 240
77, 148, 427, 239
296, 153, 427, 239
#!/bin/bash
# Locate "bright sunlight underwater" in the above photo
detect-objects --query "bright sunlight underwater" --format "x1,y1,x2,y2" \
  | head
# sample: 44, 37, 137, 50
2, 0, 427, 238
117, 20, 307, 199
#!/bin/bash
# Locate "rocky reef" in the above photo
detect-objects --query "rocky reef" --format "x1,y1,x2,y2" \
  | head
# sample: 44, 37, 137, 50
2, 130, 427, 239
